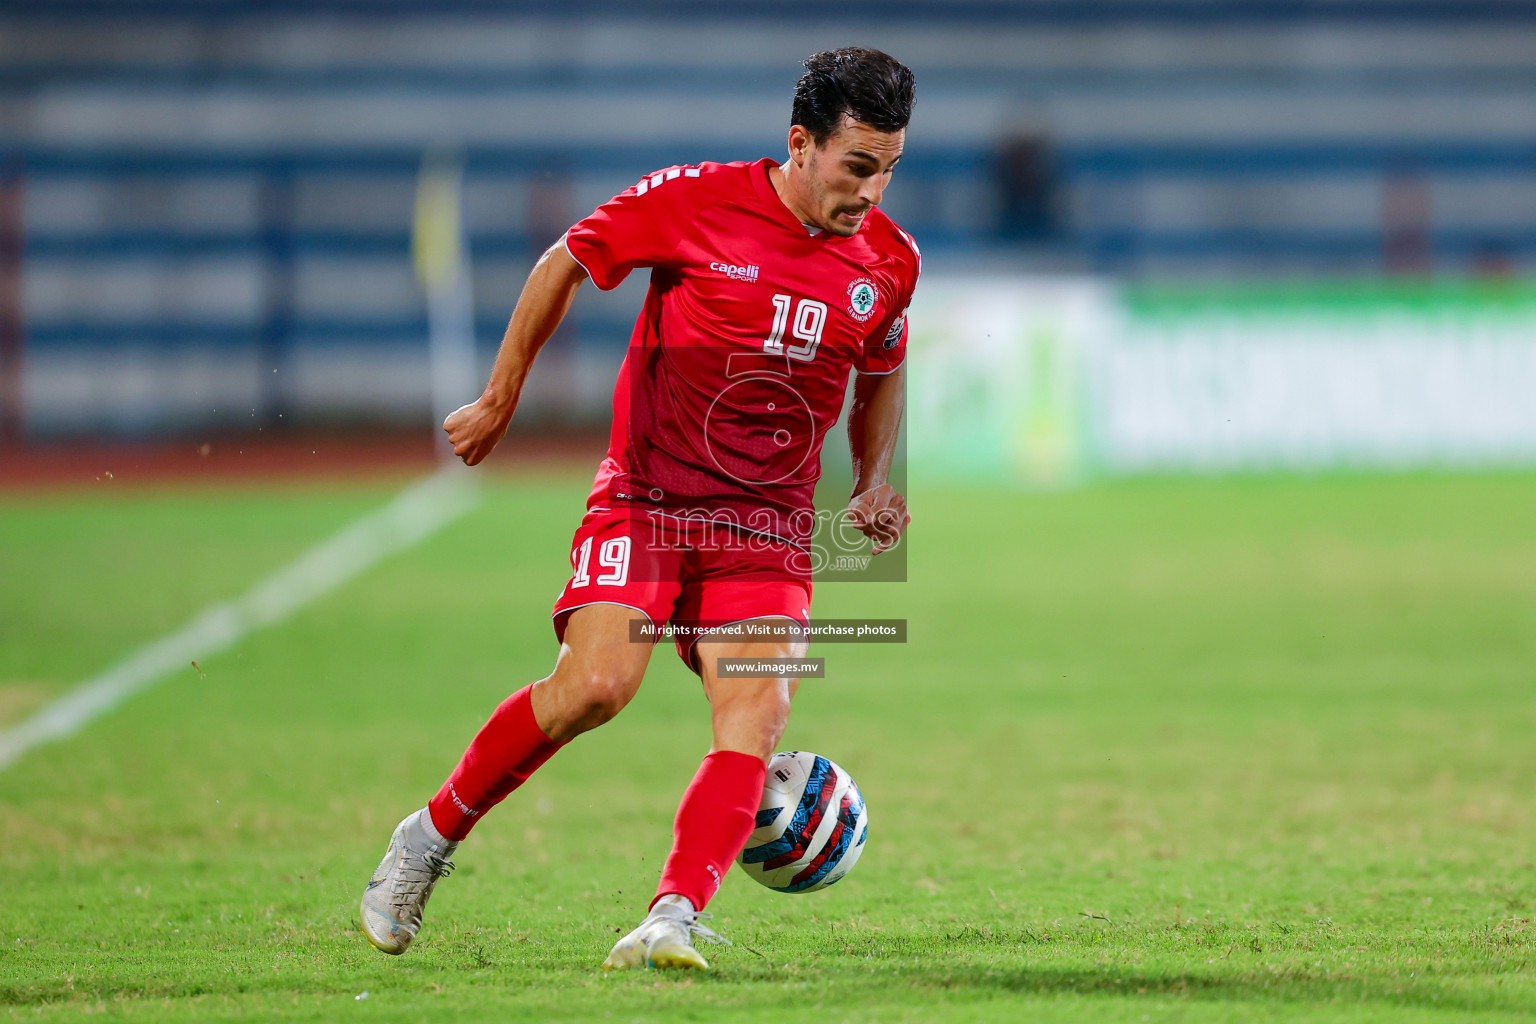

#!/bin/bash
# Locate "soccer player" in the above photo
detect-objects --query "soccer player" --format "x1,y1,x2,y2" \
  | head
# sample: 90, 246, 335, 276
361, 47, 918, 970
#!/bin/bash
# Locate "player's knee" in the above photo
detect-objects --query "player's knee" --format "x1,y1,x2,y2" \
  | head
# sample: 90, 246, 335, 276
570, 666, 639, 726
713, 681, 792, 752
716, 676, 792, 713
537, 658, 641, 739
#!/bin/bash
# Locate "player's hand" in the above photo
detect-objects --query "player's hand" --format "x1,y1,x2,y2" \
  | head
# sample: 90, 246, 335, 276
844, 483, 910, 556
443, 396, 514, 466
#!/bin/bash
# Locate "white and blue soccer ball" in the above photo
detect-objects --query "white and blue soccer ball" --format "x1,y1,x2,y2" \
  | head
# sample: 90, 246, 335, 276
737, 751, 868, 893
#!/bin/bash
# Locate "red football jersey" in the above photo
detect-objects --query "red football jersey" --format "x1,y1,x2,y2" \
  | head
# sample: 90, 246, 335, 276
565, 157, 920, 547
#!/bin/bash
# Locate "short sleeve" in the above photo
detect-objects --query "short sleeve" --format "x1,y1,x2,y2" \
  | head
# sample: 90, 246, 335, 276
855, 271, 917, 375
565, 166, 702, 291
855, 223, 920, 376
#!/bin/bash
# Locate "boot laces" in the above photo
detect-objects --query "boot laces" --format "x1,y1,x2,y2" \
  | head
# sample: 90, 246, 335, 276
677, 910, 731, 947
389, 846, 455, 912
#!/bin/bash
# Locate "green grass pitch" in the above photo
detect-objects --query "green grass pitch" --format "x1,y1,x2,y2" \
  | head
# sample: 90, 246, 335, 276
2, 470, 1534, 1022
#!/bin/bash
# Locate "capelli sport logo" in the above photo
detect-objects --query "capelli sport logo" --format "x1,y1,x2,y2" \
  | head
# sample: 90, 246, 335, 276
847, 278, 878, 322
710, 262, 760, 283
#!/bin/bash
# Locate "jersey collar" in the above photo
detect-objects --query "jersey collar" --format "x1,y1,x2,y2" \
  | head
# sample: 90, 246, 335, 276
750, 157, 862, 244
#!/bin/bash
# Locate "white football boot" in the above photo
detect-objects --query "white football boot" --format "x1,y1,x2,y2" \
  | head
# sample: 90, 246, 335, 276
360, 809, 458, 955
602, 899, 731, 971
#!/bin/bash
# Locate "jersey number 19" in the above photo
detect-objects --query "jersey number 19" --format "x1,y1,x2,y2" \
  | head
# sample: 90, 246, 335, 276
763, 294, 826, 363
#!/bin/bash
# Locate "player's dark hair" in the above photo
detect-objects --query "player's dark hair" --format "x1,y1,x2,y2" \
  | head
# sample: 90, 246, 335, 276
792, 48, 915, 145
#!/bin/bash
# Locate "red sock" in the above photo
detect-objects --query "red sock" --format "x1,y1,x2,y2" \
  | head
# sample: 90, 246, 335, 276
652, 750, 767, 911
427, 685, 564, 841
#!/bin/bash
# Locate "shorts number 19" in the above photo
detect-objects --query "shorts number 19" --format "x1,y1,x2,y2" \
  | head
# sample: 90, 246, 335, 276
571, 536, 631, 588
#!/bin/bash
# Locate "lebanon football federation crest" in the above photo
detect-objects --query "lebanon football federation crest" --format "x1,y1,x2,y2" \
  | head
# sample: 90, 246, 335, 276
846, 277, 879, 323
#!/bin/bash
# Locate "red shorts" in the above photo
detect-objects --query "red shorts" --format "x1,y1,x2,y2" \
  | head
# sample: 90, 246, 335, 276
551, 506, 813, 673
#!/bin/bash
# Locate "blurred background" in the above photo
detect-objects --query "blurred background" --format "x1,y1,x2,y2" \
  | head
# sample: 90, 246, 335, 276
3, 0, 1536, 481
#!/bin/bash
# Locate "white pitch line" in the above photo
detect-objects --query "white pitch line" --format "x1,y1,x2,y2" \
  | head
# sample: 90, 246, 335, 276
0, 465, 481, 773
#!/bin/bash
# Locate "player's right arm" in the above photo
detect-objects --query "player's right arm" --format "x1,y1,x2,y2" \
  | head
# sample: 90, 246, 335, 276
443, 240, 588, 466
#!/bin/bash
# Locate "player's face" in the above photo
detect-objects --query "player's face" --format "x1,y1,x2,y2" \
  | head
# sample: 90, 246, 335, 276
797, 117, 904, 237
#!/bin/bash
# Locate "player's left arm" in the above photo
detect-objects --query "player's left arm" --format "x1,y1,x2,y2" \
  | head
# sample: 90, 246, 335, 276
845, 364, 910, 556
